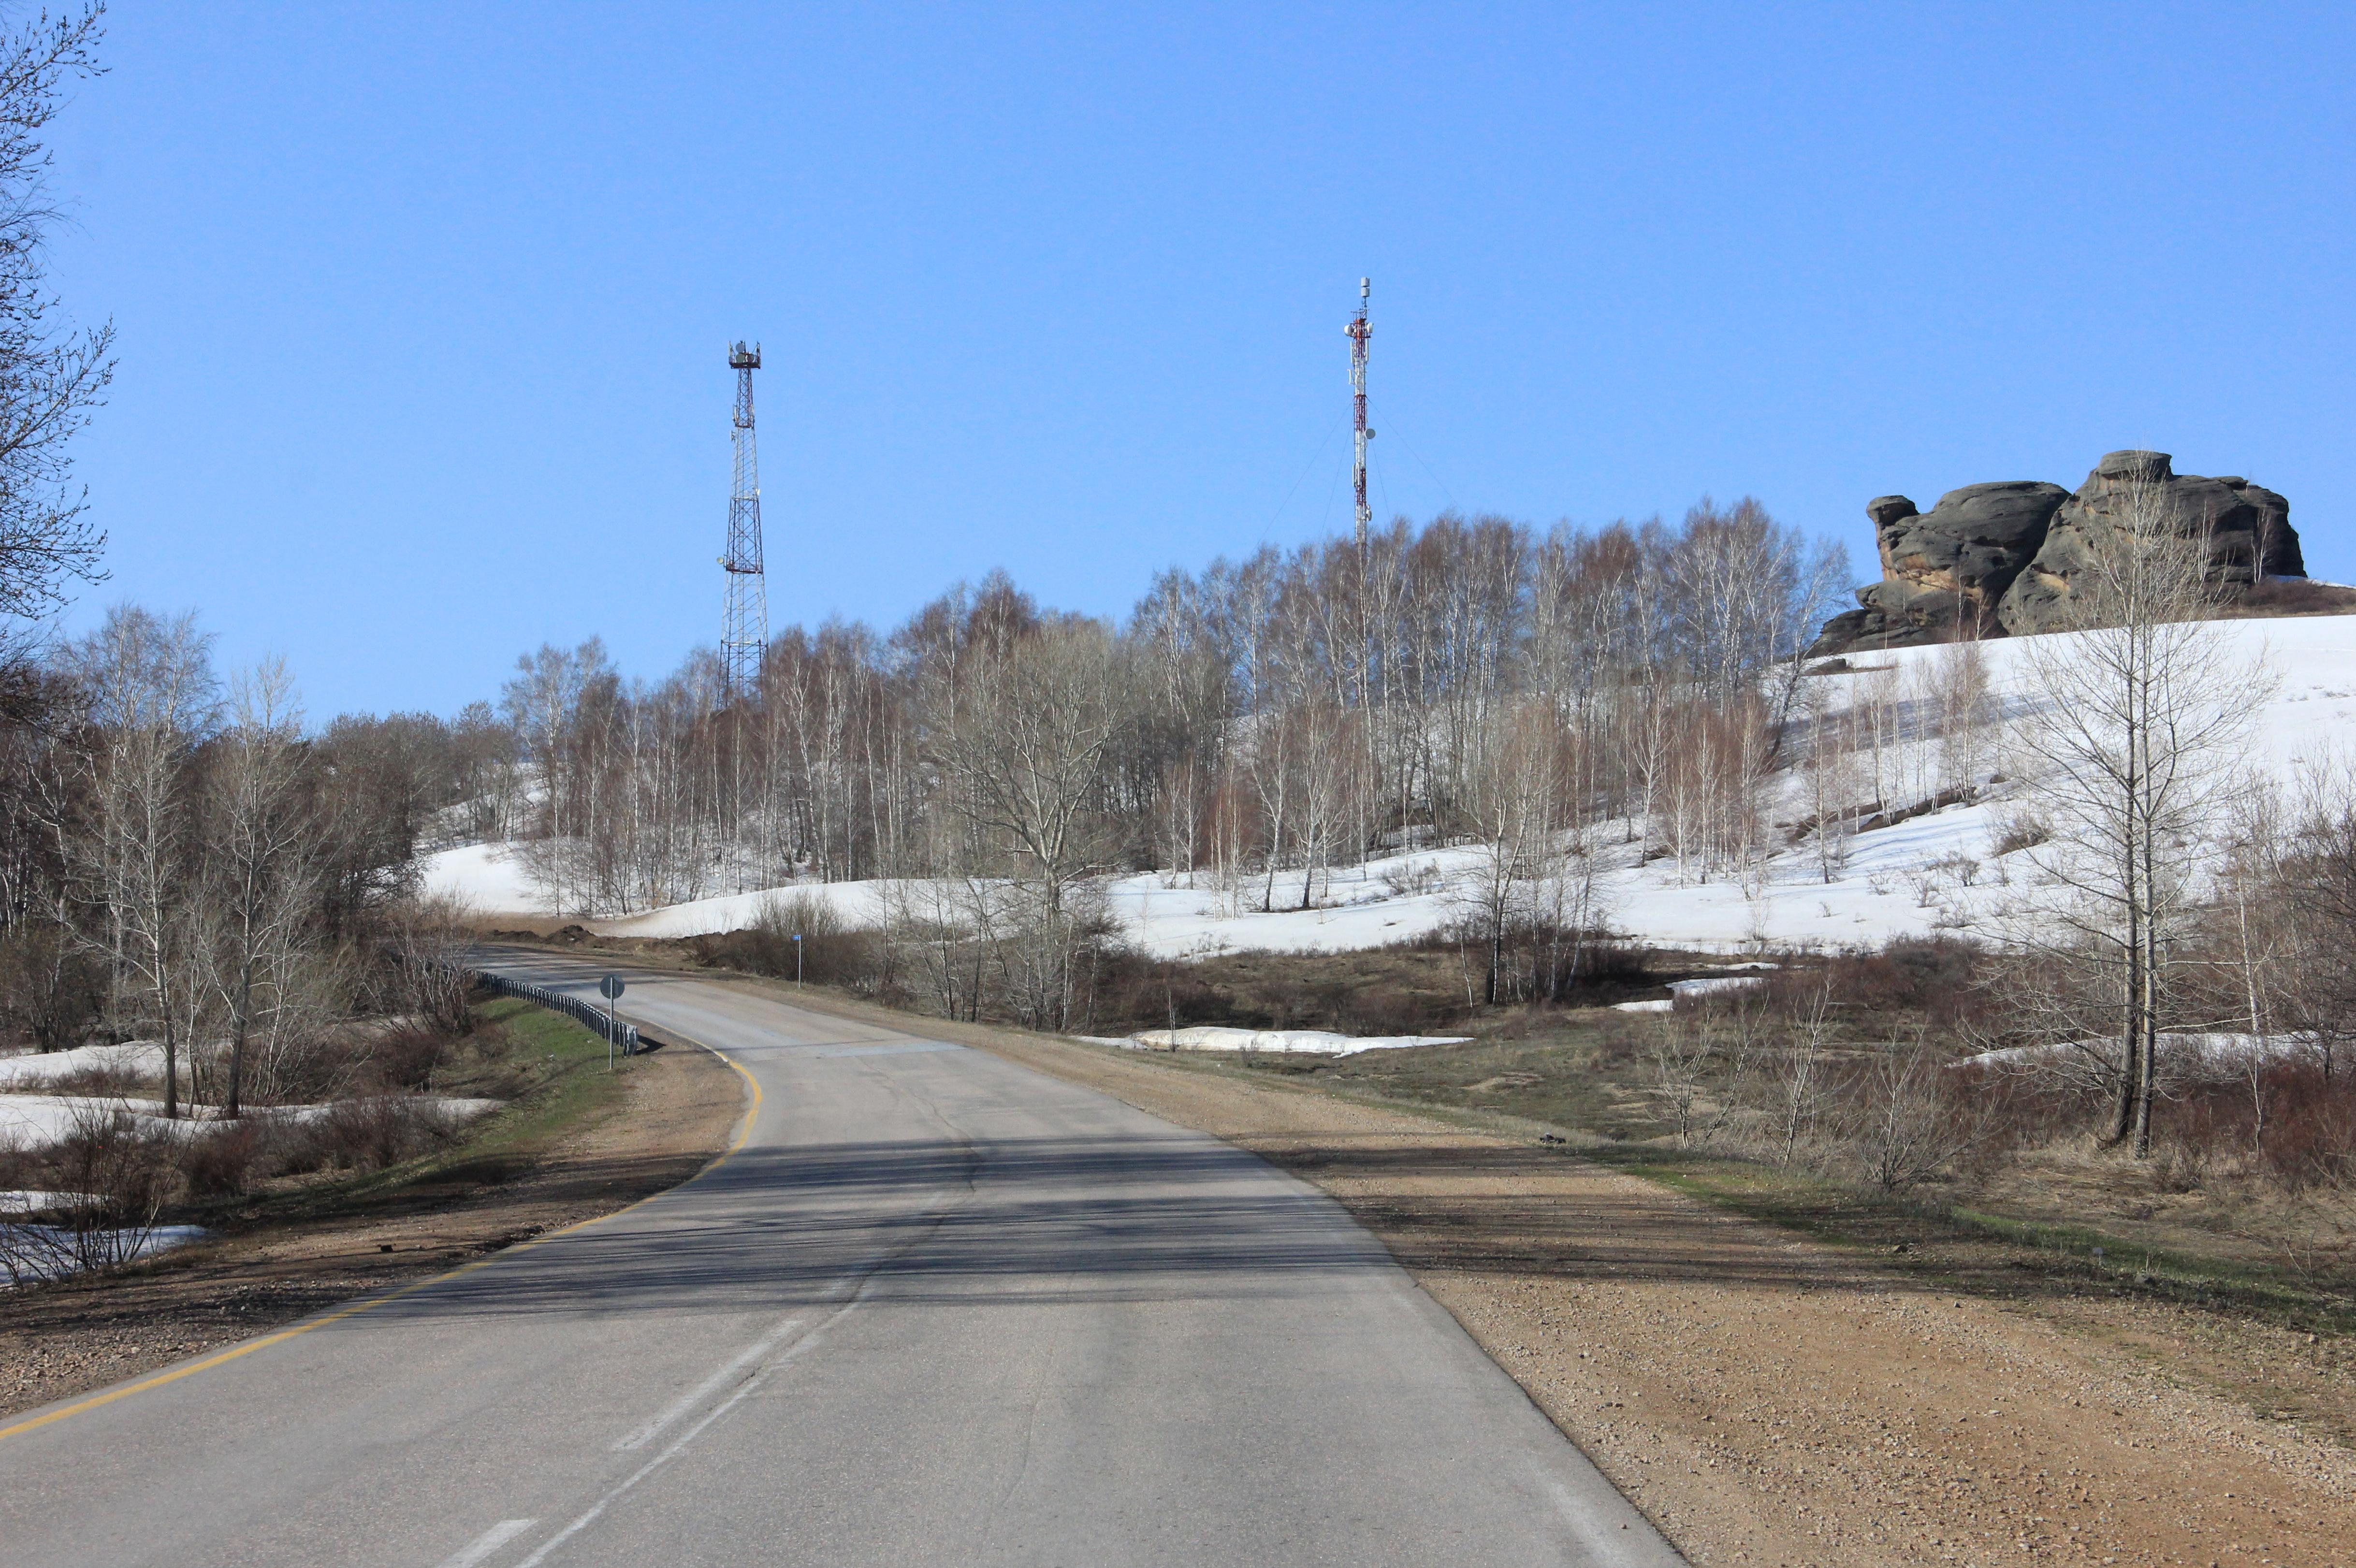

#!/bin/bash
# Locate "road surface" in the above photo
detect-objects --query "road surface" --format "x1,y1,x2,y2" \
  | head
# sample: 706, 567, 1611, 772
0, 951, 1682, 1567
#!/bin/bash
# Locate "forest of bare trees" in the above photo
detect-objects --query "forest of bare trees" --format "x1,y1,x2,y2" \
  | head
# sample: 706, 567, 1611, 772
488, 503, 1848, 1026
0, 604, 517, 1106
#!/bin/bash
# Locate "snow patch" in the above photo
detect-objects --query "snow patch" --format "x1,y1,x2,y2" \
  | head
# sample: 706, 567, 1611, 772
0, 1094, 503, 1152
1101, 1026, 1471, 1056
418, 841, 549, 915
1956, 1033, 2311, 1077
414, 614, 2356, 958
0, 1042, 165, 1089
0, 1224, 207, 1286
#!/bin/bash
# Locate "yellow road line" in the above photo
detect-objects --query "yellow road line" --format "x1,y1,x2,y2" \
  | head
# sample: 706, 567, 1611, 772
0, 1018, 761, 1447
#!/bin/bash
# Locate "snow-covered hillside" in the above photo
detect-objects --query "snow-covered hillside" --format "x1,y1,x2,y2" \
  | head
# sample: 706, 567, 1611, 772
419, 613, 2356, 957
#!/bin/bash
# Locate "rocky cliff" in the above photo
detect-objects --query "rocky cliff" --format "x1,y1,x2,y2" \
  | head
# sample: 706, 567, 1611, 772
1809, 450, 2308, 655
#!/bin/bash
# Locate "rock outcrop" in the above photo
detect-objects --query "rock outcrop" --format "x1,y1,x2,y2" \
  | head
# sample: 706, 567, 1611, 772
1996, 451, 2299, 634
1809, 451, 2307, 655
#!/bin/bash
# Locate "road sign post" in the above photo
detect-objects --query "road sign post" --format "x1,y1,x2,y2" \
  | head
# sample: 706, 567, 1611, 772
792, 933, 802, 986
599, 973, 626, 1068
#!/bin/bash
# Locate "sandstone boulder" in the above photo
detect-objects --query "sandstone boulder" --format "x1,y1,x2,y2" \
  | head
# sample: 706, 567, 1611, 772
1997, 451, 2299, 634
1811, 451, 2309, 656
1806, 480, 2068, 652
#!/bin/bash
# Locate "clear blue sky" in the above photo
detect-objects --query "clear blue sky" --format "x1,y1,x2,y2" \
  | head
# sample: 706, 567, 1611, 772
44, 2, 2356, 717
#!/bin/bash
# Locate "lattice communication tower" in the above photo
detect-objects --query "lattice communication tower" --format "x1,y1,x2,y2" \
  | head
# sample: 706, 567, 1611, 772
1347, 277, 1373, 548
720, 340, 768, 696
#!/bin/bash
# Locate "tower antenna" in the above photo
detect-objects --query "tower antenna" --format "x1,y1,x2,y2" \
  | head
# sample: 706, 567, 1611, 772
720, 340, 768, 697
1347, 277, 1373, 548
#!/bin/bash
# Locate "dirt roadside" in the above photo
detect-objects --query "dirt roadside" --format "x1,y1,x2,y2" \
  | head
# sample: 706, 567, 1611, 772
743, 977, 2356, 1568
0, 1037, 745, 1425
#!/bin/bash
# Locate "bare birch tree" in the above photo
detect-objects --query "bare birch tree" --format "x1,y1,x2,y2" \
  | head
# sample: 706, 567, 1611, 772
65, 606, 216, 1118
0, 6, 111, 717
2012, 475, 2272, 1155
927, 616, 1124, 1029
204, 658, 320, 1116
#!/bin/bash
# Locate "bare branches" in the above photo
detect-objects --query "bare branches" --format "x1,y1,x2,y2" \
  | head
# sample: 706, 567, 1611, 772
0, 4, 111, 629
2004, 474, 2275, 1155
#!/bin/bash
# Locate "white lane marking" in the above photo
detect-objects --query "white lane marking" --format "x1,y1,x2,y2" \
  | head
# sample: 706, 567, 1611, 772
611, 1316, 804, 1451
435, 1518, 538, 1568
806, 1041, 961, 1058
516, 1267, 913, 1567
607, 1225, 901, 1459
513, 1332, 832, 1568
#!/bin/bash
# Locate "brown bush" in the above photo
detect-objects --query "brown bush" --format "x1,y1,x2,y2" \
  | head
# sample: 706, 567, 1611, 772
696, 924, 885, 990
295, 1096, 455, 1173
2253, 1063, 2356, 1191
368, 1021, 452, 1092
178, 1119, 266, 1197
2228, 578, 2356, 618
44, 1103, 182, 1227
1822, 937, 1984, 1025
1335, 985, 1449, 1036
0, 919, 103, 1053
1986, 1057, 2356, 1195
42, 1059, 154, 1097
1838, 1042, 1999, 1191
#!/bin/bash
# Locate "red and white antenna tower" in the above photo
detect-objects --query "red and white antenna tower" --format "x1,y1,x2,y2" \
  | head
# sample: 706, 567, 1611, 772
719, 340, 768, 696
1347, 276, 1373, 548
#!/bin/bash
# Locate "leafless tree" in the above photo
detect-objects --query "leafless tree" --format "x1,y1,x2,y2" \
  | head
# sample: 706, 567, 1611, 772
0, 5, 111, 718
1771, 979, 1835, 1164
925, 614, 1124, 1029
62, 606, 216, 1118
1797, 678, 1861, 883
2011, 474, 2271, 1155
1844, 1032, 1986, 1191
204, 658, 322, 1116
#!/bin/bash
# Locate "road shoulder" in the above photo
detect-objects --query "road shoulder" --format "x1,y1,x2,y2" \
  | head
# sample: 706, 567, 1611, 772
751, 979, 2356, 1568
0, 1028, 743, 1425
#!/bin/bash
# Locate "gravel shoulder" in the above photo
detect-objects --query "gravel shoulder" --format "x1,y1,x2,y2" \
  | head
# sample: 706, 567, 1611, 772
0, 1033, 744, 1424
757, 979, 2356, 1568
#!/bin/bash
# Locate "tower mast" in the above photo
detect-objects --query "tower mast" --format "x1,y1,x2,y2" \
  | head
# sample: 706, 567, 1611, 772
1347, 277, 1373, 548
720, 341, 768, 697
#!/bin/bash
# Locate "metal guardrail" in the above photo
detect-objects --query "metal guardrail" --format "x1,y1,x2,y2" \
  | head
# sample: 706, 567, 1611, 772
472, 970, 641, 1055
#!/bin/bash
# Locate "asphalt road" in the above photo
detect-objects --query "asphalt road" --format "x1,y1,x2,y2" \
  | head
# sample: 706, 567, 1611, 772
0, 952, 1683, 1568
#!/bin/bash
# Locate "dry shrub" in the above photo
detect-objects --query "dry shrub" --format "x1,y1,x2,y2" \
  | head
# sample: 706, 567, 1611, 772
1, 1103, 184, 1284
0, 1135, 27, 1192
697, 890, 884, 990
2229, 578, 2356, 618
45, 1103, 181, 1221
1539, 940, 1653, 1007
2121, 1061, 2356, 1193
0, 919, 103, 1053
1838, 1045, 2001, 1191
371, 895, 481, 1038
1381, 859, 1446, 896
1067, 949, 1234, 1032
1822, 937, 1984, 1026
1990, 813, 2051, 858
259, 1019, 470, 1102
433, 1019, 534, 1099
368, 1021, 452, 1092
1241, 975, 1312, 1029
178, 1119, 265, 1198
295, 1096, 457, 1173
43, 1058, 153, 1097
1335, 985, 1446, 1037
2253, 1064, 2356, 1191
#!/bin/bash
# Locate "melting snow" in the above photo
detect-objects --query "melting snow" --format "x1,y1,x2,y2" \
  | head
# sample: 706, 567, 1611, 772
1081, 1027, 1472, 1056
415, 615, 2356, 958
0, 1042, 165, 1089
